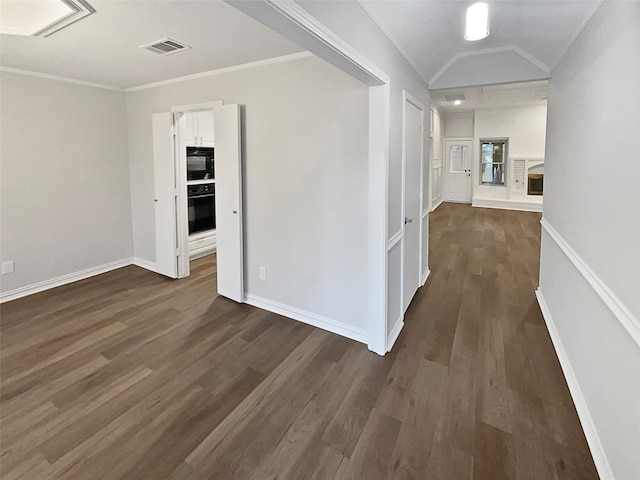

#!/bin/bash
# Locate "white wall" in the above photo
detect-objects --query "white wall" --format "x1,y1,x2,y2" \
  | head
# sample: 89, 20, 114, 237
293, 1, 431, 343
444, 111, 474, 138
0, 72, 132, 297
538, 2, 640, 479
473, 104, 547, 202
126, 55, 370, 334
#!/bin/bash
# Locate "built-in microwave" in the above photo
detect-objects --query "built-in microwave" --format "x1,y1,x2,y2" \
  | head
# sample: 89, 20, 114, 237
186, 147, 214, 181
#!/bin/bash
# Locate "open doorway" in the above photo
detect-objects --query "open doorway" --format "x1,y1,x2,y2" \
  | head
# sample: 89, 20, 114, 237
152, 102, 244, 302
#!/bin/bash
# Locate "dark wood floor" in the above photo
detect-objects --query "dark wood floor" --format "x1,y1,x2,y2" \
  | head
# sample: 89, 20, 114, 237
0, 203, 598, 480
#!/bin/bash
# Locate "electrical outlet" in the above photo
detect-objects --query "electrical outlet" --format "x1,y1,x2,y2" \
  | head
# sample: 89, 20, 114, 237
259, 267, 266, 280
2, 261, 14, 275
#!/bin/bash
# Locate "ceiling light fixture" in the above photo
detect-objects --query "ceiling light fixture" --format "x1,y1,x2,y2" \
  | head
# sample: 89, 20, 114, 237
464, 2, 490, 41
454, 99, 462, 106
0, 0, 95, 37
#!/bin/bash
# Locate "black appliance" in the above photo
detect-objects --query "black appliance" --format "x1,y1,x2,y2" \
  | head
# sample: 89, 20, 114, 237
186, 147, 214, 181
188, 183, 216, 235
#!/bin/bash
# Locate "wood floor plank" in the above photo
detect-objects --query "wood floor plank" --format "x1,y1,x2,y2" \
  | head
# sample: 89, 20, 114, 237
0, 203, 599, 480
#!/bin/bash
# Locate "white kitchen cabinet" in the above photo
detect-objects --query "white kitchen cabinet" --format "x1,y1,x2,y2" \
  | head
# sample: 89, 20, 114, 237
195, 111, 215, 147
181, 110, 214, 147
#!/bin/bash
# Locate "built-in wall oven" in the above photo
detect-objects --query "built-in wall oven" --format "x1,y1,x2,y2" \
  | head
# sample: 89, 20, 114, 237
187, 184, 215, 235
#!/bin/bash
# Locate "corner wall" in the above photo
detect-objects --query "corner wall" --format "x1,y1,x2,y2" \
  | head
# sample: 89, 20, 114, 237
0, 72, 132, 299
126, 55, 370, 337
538, 2, 640, 478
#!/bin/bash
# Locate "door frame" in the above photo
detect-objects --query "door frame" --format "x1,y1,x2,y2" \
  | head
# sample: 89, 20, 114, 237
444, 137, 474, 203
170, 101, 222, 278
394, 91, 425, 342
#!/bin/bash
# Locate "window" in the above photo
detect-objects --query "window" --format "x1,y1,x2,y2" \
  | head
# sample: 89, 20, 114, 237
480, 138, 508, 185
449, 145, 468, 173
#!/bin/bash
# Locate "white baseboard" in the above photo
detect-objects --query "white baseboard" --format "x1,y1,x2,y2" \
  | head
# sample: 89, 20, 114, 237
132, 257, 159, 274
472, 197, 543, 212
421, 268, 431, 286
189, 246, 216, 261
0, 258, 133, 303
431, 199, 444, 211
386, 316, 404, 352
535, 290, 614, 480
244, 293, 367, 345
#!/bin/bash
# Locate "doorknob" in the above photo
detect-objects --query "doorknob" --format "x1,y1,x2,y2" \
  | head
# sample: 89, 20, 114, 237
405, 217, 413, 224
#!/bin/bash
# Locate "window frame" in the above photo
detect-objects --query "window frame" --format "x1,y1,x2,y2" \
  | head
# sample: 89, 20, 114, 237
479, 137, 509, 186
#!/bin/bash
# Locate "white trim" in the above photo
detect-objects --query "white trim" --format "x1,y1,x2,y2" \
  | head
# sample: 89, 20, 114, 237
535, 290, 615, 480
127, 52, 313, 92
0, 258, 133, 303
387, 230, 403, 251
431, 199, 444, 212
386, 317, 404, 352
171, 101, 223, 114
244, 293, 367, 345
0, 66, 124, 92
422, 207, 430, 219
1, 53, 314, 93
132, 257, 158, 273
226, 0, 387, 86
421, 268, 431, 287
429, 45, 550, 87
472, 197, 543, 212
368, 83, 391, 356
540, 218, 640, 346
261, 0, 387, 85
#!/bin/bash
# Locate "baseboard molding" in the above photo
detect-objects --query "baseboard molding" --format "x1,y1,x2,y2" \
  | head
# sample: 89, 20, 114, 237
132, 257, 159, 274
0, 258, 133, 303
535, 290, 614, 480
472, 197, 543, 212
244, 293, 368, 345
541, 218, 640, 346
431, 199, 444, 211
421, 268, 431, 286
386, 316, 404, 352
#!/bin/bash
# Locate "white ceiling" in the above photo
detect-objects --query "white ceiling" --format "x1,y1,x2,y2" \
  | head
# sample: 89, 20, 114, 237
431, 79, 548, 112
0, 1, 604, 91
0, 0, 304, 89
360, 0, 603, 88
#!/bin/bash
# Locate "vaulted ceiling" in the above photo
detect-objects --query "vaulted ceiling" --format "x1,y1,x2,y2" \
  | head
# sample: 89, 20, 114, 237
360, 0, 603, 88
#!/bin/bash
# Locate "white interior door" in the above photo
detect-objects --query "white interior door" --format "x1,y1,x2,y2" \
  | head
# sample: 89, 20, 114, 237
403, 96, 423, 312
214, 104, 244, 302
152, 112, 178, 278
444, 140, 473, 202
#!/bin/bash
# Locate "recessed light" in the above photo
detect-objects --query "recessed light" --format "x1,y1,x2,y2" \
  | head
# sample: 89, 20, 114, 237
454, 100, 462, 106
0, 0, 94, 37
465, 2, 490, 41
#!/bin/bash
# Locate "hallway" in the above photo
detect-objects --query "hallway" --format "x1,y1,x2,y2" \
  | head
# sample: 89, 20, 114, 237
0, 204, 597, 479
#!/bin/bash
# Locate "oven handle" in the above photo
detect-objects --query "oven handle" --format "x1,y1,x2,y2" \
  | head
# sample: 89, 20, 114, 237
188, 193, 215, 199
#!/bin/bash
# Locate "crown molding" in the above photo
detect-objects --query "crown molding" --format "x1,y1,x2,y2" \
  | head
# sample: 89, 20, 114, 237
0, 66, 124, 91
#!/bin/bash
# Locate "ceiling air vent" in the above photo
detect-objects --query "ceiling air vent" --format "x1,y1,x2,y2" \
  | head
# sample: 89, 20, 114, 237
140, 38, 191, 56
443, 93, 466, 102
